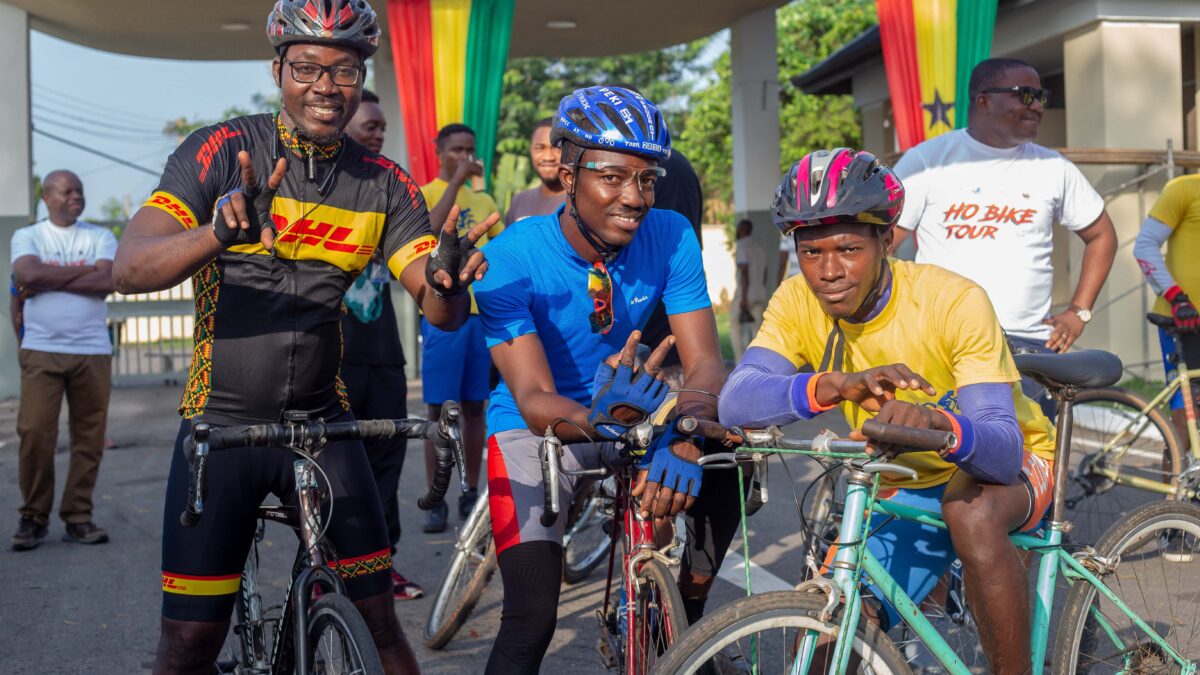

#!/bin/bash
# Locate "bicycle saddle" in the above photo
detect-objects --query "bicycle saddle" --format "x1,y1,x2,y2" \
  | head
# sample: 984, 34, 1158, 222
1013, 349, 1123, 389
1148, 313, 1182, 333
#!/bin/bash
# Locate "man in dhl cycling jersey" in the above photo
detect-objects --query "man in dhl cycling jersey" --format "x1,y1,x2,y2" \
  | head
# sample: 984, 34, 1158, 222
112, 1, 494, 672
719, 149, 1057, 675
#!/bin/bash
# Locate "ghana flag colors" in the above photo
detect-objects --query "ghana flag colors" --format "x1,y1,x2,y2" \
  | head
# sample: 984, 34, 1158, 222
386, 0, 515, 185
876, 0, 997, 151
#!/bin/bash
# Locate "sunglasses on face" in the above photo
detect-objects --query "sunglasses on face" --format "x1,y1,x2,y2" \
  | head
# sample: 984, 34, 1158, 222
581, 162, 667, 192
980, 85, 1051, 107
587, 261, 613, 334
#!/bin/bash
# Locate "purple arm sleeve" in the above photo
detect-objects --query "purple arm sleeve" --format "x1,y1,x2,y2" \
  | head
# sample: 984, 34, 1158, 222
718, 347, 821, 427
943, 382, 1024, 485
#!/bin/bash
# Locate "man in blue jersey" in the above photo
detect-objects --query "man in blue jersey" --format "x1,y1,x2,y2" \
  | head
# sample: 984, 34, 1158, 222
473, 86, 728, 673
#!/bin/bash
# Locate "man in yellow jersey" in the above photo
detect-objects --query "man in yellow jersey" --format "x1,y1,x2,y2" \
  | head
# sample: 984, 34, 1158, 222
420, 123, 505, 532
1135, 174, 1200, 449
719, 149, 1056, 675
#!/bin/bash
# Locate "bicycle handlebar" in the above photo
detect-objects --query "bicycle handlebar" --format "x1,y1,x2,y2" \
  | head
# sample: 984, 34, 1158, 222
180, 403, 465, 527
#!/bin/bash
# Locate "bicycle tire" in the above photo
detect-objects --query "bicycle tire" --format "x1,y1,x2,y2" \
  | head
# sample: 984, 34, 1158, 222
1066, 388, 1183, 547
1053, 500, 1200, 674
650, 591, 912, 674
624, 558, 688, 673
305, 593, 384, 674
564, 476, 615, 584
422, 502, 498, 650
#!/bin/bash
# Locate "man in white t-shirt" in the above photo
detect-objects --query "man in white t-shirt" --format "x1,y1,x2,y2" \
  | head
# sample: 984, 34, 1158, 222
893, 58, 1117, 413
10, 170, 117, 551
732, 218, 766, 358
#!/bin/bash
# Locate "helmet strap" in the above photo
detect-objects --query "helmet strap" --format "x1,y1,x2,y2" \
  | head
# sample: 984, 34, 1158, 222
850, 256, 891, 323
566, 148, 622, 264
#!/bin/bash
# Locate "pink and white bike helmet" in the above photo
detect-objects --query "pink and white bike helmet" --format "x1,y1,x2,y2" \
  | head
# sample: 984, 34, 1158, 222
772, 148, 904, 236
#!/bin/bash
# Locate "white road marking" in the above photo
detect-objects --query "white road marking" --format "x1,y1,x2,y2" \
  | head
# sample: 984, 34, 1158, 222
717, 548, 795, 594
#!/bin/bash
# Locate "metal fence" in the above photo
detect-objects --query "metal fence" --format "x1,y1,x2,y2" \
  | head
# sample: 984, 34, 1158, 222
107, 280, 194, 386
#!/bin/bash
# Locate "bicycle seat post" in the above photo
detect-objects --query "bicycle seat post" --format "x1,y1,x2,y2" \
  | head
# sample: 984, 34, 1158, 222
1048, 384, 1079, 531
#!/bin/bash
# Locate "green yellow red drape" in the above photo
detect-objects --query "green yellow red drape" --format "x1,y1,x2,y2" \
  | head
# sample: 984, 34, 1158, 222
386, 0, 515, 186
876, 0, 997, 150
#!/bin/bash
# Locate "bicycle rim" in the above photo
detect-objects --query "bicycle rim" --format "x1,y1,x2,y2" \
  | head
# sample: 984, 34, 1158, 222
651, 591, 911, 674
422, 506, 497, 649
1054, 501, 1200, 674
626, 559, 687, 674
1066, 388, 1182, 547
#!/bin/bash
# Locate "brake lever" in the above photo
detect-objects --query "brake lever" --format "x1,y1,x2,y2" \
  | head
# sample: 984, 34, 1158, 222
440, 402, 468, 493
859, 460, 919, 481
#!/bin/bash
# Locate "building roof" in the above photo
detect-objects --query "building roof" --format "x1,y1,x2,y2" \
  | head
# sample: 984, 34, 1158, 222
11, 0, 785, 61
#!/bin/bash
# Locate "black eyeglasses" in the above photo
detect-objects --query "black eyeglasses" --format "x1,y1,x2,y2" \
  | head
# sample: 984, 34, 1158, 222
283, 59, 362, 87
979, 85, 1050, 107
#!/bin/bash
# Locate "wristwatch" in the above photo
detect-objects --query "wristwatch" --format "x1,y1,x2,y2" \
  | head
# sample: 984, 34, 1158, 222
1073, 306, 1093, 324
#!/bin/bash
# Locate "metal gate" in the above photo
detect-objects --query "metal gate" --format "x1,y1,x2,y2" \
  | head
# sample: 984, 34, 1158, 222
107, 280, 194, 386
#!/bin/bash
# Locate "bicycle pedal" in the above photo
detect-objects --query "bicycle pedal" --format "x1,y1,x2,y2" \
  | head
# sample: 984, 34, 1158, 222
596, 636, 618, 669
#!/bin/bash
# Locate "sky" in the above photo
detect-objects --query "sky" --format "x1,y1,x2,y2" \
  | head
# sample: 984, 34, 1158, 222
30, 31, 275, 222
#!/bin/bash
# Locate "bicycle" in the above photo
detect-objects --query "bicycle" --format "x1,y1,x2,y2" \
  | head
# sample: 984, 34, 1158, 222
182, 404, 466, 675
529, 417, 737, 674
654, 349, 1200, 674
1064, 313, 1200, 546
421, 471, 614, 649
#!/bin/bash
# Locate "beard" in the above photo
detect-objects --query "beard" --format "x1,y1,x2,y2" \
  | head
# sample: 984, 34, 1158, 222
282, 100, 344, 147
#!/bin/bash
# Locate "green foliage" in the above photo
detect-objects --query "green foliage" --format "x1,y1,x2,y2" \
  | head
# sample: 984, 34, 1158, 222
491, 152, 533, 216
163, 91, 281, 143
675, 0, 877, 218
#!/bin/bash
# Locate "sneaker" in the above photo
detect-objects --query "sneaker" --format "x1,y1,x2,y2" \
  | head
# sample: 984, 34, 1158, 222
392, 569, 424, 600
11, 517, 48, 551
459, 487, 480, 521
423, 501, 448, 533
1159, 529, 1196, 563
62, 522, 109, 545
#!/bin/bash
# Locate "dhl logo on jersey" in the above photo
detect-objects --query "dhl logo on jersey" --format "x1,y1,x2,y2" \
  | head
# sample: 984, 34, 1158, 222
233, 197, 385, 272
144, 191, 199, 229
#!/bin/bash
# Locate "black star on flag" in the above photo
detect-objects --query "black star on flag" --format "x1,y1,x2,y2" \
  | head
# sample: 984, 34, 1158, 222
923, 89, 954, 130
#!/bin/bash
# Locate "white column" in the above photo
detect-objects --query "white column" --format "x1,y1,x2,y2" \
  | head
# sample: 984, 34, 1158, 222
730, 6, 783, 288
1064, 21, 1183, 368
0, 2, 31, 398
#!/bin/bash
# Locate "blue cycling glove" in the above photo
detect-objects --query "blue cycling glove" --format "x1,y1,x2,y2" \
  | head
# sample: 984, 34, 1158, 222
589, 357, 668, 441
640, 430, 703, 499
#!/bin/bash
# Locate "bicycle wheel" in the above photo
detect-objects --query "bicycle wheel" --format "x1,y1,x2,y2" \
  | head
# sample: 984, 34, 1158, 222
305, 593, 384, 674
888, 560, 986, 674
623, 558, 689, 673
651, 591, 911, 674
422, 496, 498, 650
1053, 500, 1200, 674
218, 542, 272, 674
564, 475, 615, 584
1066, 388, 1183, 547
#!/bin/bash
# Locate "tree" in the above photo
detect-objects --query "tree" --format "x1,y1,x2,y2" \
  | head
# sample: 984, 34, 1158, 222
676, 0, 877, 221
163, 92, 281, 143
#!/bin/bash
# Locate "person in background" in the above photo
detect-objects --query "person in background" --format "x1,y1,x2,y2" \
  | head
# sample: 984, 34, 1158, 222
892, 57, 1117, 417
1134, 173, 1200, 452
11, 170, 116, 550
731, 218, 766, 359
504, 117, 566, 225
341, 88, 423, 600
777, 235, 800, 283
420, 123, 505, 532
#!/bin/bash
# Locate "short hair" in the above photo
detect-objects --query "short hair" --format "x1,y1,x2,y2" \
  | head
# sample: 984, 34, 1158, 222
360, 89, 379, 104
968, 58, 1036, 98
435, 123, 475, 149
533, 117, 553, 134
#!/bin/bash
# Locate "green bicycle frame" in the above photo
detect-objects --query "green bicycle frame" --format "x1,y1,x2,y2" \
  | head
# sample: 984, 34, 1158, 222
792, 474, 1194, 675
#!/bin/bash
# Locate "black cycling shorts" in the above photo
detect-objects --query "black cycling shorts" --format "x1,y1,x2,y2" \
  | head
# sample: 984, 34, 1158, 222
160, 414, 391, 622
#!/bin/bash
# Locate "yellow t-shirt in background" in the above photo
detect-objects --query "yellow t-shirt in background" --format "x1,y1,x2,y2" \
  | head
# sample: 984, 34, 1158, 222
420, 178, 505, 313
749, 260, 1056, 489
1148, 175, 1200, 316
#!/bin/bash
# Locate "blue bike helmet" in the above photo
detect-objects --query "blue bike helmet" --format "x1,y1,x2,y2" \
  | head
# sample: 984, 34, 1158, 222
550, 86, 671, 162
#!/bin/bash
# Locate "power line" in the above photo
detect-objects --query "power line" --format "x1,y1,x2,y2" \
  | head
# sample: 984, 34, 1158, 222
32, 83, 166, 125
34, 114, 165, 142
33, 126, 160, 176
32, 102, 165, 136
